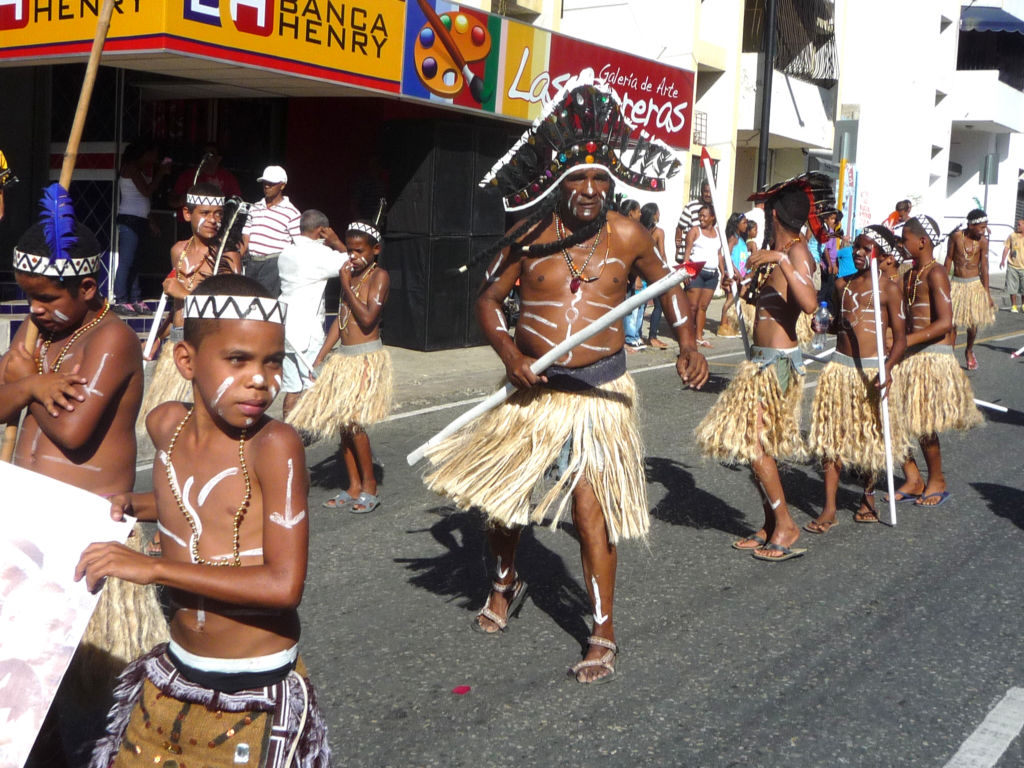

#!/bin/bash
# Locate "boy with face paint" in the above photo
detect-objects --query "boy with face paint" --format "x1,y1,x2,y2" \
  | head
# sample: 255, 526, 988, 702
944, 208, 995, 370
889, 215, 981, 507
805, 225, 909, 532
287, 221, 392, 514
423, 71, 709, 684
77, 274, 331, 768
0, 185, 164, 765
697, 173, 835, 561
137, 183, 242, 431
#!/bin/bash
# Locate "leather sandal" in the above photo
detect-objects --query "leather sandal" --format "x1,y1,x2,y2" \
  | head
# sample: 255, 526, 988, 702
569, 635, 618, 684
471, 578, 528, 635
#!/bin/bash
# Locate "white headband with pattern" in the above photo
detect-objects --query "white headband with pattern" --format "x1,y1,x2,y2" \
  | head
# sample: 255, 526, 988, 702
186, 193, 225, 207
967, 214, 988, 225
862, 229, 896, 257
184, 294, 287, 325
13, 248, 102, 278
347, 222, 381, 242
911, 215, 941, 246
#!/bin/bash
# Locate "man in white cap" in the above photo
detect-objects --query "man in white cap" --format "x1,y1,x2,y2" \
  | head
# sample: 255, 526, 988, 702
241, 164, 301, 296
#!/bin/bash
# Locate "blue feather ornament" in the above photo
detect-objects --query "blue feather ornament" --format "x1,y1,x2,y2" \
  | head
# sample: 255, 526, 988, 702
39, 183, 78, 264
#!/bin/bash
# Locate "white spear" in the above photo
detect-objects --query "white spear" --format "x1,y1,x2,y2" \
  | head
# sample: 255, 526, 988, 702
869, 252, 898, 526
407, 264, 693, 466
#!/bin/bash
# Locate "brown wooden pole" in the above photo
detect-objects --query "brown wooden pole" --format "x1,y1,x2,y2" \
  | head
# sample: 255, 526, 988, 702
0, 0, 117, 463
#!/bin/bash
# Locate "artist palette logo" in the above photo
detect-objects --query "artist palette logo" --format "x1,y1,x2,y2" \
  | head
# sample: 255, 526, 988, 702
183, 0, 273, 36
0, 0, 29, 30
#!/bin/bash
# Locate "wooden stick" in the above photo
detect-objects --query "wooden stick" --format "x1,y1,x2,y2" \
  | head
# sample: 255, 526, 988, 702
869, 255, 898, 526
407, 265, 690, 465
1, 0, 117, 464
701, 147, 751, 359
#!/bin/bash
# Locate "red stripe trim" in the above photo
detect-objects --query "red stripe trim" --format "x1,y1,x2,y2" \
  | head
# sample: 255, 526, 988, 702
49, 153, 115, 170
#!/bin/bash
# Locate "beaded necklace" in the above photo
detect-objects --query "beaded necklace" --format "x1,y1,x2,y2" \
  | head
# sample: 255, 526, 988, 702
176, 237, 209, 292
165, 408, 250, 567
908, 260, 936, 307
555, 214, 609, 293
338, 263, 378, 332
37, 301, 110, 374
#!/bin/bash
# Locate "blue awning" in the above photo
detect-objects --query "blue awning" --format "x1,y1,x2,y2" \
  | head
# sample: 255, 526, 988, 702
961, 5, 1024, 33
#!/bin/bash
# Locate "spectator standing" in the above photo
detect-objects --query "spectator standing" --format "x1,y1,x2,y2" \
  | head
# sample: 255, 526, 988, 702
674, 181, 712, 261
169, 143, 241, 219
242, 165, 301, 297
1000, 218, 1024, 313
719, 212, 749, 337
278, 209, 349, 419
883, 199, 912, 232
682, 203, 725, 346
111, 141, 170, 316
640, 202, 669, 348
619, 199, 647, 351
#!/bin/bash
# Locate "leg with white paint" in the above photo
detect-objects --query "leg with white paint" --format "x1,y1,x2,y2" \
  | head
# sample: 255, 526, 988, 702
750, 451, 802, 559
571, 478, 617, 683
474, 524, 522, 633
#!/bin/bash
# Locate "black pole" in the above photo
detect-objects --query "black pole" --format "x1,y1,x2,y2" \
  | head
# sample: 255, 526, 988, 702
756, 0, 777, 190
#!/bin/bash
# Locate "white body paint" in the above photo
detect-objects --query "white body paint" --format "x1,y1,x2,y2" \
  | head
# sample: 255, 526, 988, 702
591, 575, 609, 625
494, 308, 508, 333
39, 455, 100, 471
269, 458, 307, 529
497, 556, 509, 579
53, 309, 70, 322
157, 521, 188, 549
251, 374, 265, 388
518, 323, 557, 349
212, 376, 234, 407
82, 352, 110, 398
521, 299, 563, 308
197, 466, 239, 506
522, 312, 557, 328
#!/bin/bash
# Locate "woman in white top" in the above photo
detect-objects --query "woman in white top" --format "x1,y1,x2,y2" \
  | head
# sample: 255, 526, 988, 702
682, 203, 726, 346
112, 140, 170, 315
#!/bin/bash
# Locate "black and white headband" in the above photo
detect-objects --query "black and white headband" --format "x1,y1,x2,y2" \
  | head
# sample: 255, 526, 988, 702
13, 248, 102, 278
967, 212, 988, 225
911, 215, 941, 246
861, 227, 896, 257
186, 193, 225, 207
184, 294, 287, 325
347, 222, 381, 242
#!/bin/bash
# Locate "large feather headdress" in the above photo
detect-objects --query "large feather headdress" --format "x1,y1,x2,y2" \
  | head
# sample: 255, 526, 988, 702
748, 172, 838, 243
480, 69, 682, 212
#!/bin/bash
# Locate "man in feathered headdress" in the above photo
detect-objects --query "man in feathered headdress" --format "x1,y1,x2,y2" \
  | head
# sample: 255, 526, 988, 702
696, 173, 836, 561
422, 69, 708, 684
0, 184, 166, 763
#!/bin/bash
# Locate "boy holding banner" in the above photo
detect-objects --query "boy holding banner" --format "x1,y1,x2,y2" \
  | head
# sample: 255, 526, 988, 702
77, 274, 331, 767
0, 184, 164, 765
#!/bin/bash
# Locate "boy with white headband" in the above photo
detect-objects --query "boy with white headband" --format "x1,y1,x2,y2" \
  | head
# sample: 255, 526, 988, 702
78, 274, 331, 768
288, 220, 392, 514
944, 208, 995, 370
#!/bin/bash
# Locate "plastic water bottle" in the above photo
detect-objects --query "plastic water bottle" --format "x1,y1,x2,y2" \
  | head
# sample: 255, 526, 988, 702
811, 301, 830, 352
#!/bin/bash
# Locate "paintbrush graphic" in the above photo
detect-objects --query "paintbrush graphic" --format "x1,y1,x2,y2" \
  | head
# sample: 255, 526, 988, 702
416, 0, 485, 103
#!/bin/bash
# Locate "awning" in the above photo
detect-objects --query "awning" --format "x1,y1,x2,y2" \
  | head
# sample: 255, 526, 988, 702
961, 5, 1024, 33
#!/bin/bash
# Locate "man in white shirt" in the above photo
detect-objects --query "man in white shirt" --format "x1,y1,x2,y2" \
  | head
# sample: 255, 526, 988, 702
242, 164, 301, 297
279, 209, 349, 418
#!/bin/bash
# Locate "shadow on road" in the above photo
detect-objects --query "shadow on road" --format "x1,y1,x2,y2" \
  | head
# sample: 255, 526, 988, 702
395, 507, 592, 644
307, 450, 385, 491
645, 455, 750, 535
974, 405, 1024, 427
971, 481, 1024, 530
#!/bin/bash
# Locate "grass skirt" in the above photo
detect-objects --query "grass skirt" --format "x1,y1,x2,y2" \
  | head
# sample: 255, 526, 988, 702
136, 343, 191, 436
719, 294, 741, 337
424, 373, 647, 544
287, 347, 393, 438
951, 277, 995, 328
892, 350, 982, 440
90, 645, 330, 768
695, 361, 806, 465
808, 361, 909, 475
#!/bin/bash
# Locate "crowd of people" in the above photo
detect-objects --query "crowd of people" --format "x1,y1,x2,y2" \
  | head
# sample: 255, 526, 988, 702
0, 68, 1014, 766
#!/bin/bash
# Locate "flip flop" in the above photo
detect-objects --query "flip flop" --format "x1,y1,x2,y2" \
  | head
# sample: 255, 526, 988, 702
731, 533, 767, 550
967, 357, 979, 370
803, 519, 838, 534
915, 490, 952, 508
752, 542, 807, 562
883, 491, 920, 504
322, 491, 354, 509
349, 491, 381, 514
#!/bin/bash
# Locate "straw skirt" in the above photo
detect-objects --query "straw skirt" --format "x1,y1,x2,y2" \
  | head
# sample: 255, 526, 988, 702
424, 373, 647, 544
950, 277, 995, 328
287, 347, 393, 438
892, 349, 982, 440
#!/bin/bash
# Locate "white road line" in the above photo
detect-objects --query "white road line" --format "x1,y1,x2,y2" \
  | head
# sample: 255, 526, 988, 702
944, 687, 1024, 768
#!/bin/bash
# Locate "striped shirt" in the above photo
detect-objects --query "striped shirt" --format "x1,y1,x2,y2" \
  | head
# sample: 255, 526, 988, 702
243, 196, 300, 256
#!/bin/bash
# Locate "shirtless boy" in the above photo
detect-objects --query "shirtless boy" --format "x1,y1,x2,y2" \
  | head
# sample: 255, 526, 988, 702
805, 225, 907, 532
945, 209, 995, 370
697, 173, 835, 561
0, 184, 163, 765
891, 215, 981, 507
288, 221, 392, 514
139, 183, 241, 426
424, 71, 708, 684
77, 274, 330, 767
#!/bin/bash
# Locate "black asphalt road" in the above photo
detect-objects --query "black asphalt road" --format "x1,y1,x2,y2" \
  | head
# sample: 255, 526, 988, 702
153, 315, 1024, 767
